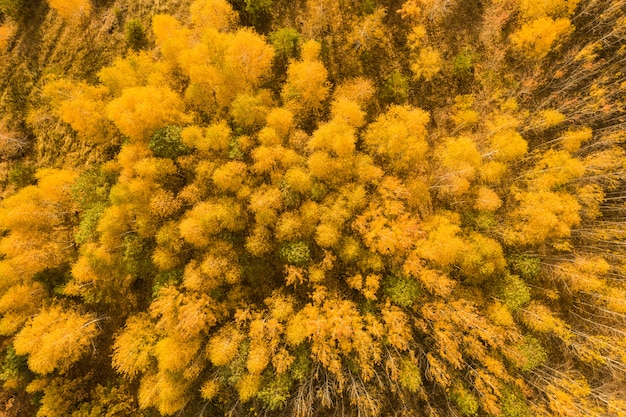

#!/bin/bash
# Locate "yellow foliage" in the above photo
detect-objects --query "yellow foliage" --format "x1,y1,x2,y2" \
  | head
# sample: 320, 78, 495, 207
560, 127, 592, 153
363, 105, 429, 173
535, 108, 567, 129
237, 374, 261, 401
0, 22, 16, 50
505, 191, 580, 245
190, 0, 237, 31
411, 46, 442, 81
230, 91, 273, 130
331, 98, 366, 128
226, 28, 274, 88
489, 129, 528, 162
474, 187, 502, 211
530, 150, 585, 190
480, 161, 508, 184
266, 107, 295, 138
212, 161, 248, 192
200, 379, 220, 400
207, 326, 244, 366
106, 86, 187, 142
309, 120, 356, 158
510, 17, 573, 59
519, 0, 580, 19
152, 14, 191, 64
247, 343, 271, 374
416, 213, 466, 267
520, 302, 571, 340
333, 77, 375, 106
407, 25, 427, 50
14, 306, 99, 375
97, 52, 165, 96
282, 41, 330, 116
0, 282, 46, 335
138, 371, 191, 415
48, 0, 91, 21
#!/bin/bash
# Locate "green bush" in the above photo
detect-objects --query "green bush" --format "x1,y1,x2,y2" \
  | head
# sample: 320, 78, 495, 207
280, 241, 311, 266
149, 126, 190, 159
384, 275, 421, 307
380, 70, 409, 104
270, 28, 300, 60
125, 19, 147, 51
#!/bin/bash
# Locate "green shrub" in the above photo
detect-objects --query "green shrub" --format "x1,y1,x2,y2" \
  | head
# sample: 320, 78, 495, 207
385, 275, 421, 307
149, 126, 190, 159
125, 19, 147, 51
270, 28, 300, 60
280, 241, 311, 266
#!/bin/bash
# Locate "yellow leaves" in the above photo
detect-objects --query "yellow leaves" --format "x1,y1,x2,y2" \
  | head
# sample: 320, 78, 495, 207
489, 129, 528, 162
0, 169, 78, 279
179, 199, 244, 246
556, 256, 609, 293
410, 46, 442, 81
14, 306, 99, 375
286, 300, 382, 380
237, 374, 261, 401
42, 79, 113, 143
106, 86, 188, 142
459, 232, 506, 284
181, 121, 232, 153
474, 187, 502, 211
333, 77, 375, 107
346, 274, 381, 300
0, 21, 16, 50
519, 0, 580, 19
415, 213, 465, 267
226, 28, 274, 88
48, 0, 91, 21
112, 314, 157, 377
363, 105, 429, 173
281, 40, 330, 117
155, 336, 201, 373
247, 343, 271, 374
309, 120, 357, 158
0, 282, 45, 335
434, 136, 482, 196
560, 126, 592, 153
535, 108, 567, 129
407, 25, 427, 50
200, 379, 220, 400
398, 357, 422, 392
266, 107, 295, 138
520, 302, 571, 340
249, 185, 282, 226
207, 326, 245, 366
510, 17, 573, 59
382, 305, 411, 350
353, 202, 420, 256
284, 167, 312, 194
97, 52, 167, 96
138, 371, 191, 415
331, 98, 365, 128
230, 91, 273, 131
212, 161, 248, 193
425, 353, 451, 387
190, 0, 237, 32
505, 190, 580, 245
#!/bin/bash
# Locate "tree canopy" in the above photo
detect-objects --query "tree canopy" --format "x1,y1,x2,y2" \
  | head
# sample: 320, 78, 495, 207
0, 0, 625, 416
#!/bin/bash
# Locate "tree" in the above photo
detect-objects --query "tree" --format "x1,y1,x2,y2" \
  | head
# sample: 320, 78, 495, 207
13, 306, 100, 375
47, 0, 91, 21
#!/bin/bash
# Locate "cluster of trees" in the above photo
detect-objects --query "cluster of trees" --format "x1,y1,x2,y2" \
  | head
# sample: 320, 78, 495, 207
0, 0, 625, 416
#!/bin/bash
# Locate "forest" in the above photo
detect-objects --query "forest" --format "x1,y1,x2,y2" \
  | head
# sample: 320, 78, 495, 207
0, 0, 625, 416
